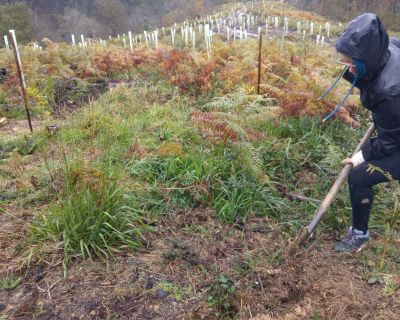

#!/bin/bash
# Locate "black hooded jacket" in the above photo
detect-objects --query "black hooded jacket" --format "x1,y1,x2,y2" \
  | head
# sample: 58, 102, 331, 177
336, 13, 400, 161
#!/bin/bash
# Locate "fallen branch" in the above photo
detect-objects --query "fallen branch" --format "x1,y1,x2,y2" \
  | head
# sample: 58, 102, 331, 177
285, 192, 322, 204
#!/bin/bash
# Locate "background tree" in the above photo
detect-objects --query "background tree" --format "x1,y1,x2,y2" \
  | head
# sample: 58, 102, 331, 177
0, 2, 34, 43
288, 0, 400, 30
94, 0, 127, 36
58, 8, 105, 40
2, 0, 400, 43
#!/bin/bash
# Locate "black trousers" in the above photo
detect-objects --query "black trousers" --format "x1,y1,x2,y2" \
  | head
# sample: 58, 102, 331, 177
348, 149, 400, 233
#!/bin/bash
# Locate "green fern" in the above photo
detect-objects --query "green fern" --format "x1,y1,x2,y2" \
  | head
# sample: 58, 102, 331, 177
260, 84, 286, 99
201, 92, 279, 118
200, 91, 247, 112
266, 72, 287, 85
217, 119, 247, 140
238, 142, 271, 184
209, 111, 239, 122
318, 145, 345, 173
246, 108, 282, 125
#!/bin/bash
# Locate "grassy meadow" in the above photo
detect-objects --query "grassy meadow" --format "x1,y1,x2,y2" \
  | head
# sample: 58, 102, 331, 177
0, 1, 399, 319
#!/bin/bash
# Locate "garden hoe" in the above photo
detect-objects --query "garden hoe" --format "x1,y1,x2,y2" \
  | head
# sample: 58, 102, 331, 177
288, 123, 375, 256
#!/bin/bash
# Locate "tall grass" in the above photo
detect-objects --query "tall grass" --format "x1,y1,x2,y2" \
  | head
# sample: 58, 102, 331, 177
24, 79, 393, 271
29, 165, 144, 273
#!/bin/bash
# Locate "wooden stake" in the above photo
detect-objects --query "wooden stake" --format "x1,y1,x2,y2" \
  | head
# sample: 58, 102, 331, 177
257, 34, 262, 95
9, 29, 33, 133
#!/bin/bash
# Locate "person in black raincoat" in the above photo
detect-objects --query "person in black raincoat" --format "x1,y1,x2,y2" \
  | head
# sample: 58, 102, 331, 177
327, 13, 400, 252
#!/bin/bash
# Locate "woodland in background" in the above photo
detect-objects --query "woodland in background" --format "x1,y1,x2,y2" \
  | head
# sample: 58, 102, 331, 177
0, 0, 234, 43
288, 0, 400, 30
2, 0, 400, 45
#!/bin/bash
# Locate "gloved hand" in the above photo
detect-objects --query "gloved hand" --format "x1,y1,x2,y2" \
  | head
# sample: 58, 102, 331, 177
341, 150, 365, 168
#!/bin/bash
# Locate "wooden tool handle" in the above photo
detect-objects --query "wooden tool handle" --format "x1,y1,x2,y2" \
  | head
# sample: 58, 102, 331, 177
288, 123, 375, 255
307, 123, 375, 234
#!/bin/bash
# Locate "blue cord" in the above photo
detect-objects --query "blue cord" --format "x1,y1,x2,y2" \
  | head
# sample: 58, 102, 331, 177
321, 58, 367, 122
317, 66, 349, 101
322, 81, 356, 122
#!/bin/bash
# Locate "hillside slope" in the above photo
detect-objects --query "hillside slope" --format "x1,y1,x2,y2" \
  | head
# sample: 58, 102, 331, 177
1, 1, 399, 319
0, 0, 234, 42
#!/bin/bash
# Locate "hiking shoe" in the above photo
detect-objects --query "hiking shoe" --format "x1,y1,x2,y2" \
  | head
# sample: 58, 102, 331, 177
333, 227, 369, 253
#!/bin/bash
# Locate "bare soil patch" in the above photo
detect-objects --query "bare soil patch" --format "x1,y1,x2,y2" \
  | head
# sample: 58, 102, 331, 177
0, 119, 41, 137
1, 207, 398, 319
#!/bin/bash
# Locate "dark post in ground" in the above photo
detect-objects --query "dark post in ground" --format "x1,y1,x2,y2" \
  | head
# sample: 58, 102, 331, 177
9, 29, 33, 133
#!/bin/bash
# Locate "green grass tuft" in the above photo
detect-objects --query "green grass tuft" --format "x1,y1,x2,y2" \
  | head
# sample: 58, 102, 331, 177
29, 166, 145, 273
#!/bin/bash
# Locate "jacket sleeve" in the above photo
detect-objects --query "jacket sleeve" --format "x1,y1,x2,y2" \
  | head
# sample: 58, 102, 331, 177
361, 105, 400, 160
390, 37, 400, 49
362, 134, 400, 160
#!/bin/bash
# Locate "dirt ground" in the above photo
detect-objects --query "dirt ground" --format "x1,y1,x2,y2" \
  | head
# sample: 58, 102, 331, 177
1, 120, 399, 320
1, 204, 399, 320
0, 119, 42, 137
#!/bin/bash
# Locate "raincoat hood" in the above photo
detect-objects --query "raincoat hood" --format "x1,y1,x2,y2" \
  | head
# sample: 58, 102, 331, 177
336, 13, 390, 79
328, 15, 400, 161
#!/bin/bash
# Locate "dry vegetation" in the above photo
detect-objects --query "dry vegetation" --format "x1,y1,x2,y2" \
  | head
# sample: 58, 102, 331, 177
0, 1, 399, 319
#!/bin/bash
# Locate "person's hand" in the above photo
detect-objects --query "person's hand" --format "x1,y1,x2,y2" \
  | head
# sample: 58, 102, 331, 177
341, 158, 354, 166
341, 150, 365, 168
